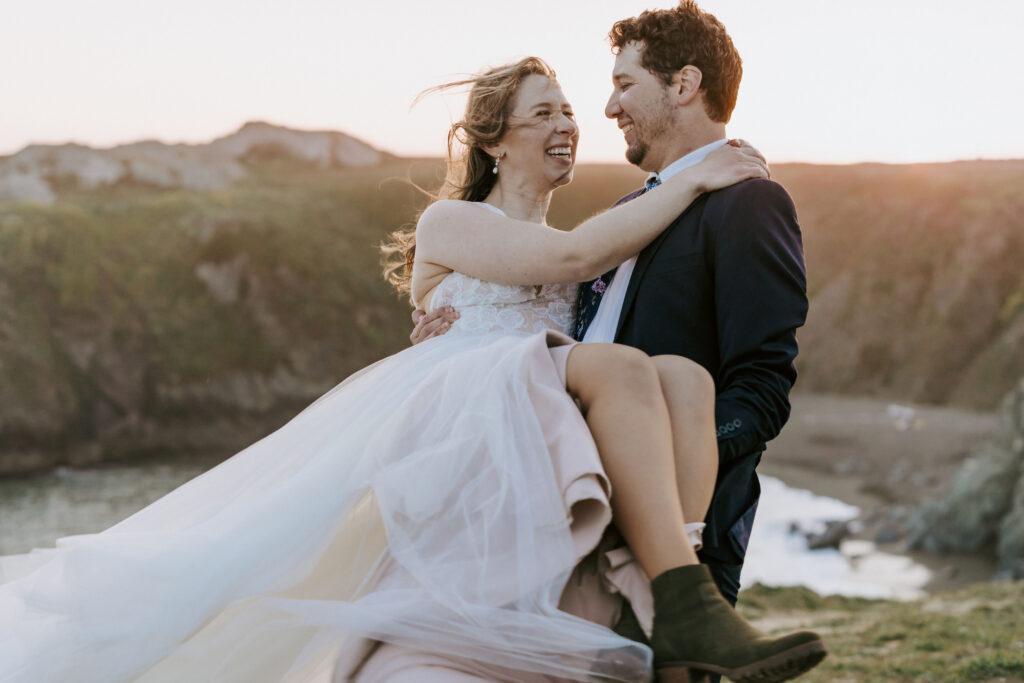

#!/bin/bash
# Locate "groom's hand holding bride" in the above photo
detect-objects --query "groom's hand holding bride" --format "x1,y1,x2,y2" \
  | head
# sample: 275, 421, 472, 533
410, 306, 459, 345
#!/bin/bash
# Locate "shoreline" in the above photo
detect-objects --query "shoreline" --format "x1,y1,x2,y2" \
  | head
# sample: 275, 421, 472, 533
761, 392, 1001, 594
760, 460, 997, 594
0, 392, 1004, 596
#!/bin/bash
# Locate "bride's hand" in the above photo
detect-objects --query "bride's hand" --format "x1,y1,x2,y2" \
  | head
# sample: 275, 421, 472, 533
689, 140, 770, 193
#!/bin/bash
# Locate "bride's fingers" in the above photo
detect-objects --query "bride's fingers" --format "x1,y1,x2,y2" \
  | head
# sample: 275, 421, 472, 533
728, 144, 763, 166
738, 144, 766, 165
738, 149, 770, 177
730, 139, 767, 165
746, 145, 768, 165
743, 159, 769, 180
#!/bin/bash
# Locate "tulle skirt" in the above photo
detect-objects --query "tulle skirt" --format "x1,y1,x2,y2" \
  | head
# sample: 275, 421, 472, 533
0, 330, 653, 682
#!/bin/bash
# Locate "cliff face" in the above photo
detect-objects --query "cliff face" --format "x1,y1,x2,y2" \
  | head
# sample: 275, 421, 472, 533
0, 158, 422, 474
773, 161, 1024, 410
0, 144, 1021, 474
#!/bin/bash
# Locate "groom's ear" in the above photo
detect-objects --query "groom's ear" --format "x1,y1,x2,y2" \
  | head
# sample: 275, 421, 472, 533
671, 65, 704, 107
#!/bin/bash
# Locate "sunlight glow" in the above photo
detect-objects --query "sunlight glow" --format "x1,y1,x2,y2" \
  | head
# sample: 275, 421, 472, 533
2, 0, 1021, 164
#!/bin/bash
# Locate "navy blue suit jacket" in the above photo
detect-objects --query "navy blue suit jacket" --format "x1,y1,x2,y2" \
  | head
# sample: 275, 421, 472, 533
581, 178, 808, 583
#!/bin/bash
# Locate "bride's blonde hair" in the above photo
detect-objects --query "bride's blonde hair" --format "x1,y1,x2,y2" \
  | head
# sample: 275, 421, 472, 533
381, 57, 558, 298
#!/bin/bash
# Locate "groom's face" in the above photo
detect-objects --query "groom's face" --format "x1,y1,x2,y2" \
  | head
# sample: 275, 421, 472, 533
605, 41, 675, 173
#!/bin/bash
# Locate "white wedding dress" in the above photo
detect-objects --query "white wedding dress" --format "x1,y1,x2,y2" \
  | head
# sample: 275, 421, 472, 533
0, 253, 655, 681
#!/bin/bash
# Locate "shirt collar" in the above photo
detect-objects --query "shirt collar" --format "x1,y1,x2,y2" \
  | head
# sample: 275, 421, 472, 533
647, 138, 728, 186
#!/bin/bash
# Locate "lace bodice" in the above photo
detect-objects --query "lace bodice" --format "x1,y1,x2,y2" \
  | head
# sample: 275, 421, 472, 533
427, 271, 578, 336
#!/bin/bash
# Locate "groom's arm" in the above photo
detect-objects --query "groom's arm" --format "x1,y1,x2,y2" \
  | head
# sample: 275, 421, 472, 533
707, 179, 808, 464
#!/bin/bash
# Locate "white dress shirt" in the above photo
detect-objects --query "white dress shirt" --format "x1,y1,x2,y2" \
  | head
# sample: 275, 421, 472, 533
581, 139, 728, 343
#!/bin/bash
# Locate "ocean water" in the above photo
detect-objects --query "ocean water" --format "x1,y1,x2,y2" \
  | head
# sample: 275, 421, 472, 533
742, 475, 931, 600
0, 463, 930, 598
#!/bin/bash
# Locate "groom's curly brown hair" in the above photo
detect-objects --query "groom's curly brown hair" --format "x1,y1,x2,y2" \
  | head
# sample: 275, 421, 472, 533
610, 0, 742, 124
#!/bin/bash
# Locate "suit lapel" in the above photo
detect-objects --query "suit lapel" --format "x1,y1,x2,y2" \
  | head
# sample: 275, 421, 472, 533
614, 218, 677, 340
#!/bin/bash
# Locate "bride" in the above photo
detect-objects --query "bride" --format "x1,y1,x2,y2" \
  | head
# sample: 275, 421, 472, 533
0, 58, 824, 682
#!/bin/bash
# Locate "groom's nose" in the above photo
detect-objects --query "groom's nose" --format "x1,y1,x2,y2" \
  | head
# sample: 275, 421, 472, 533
605, 90, 621, 119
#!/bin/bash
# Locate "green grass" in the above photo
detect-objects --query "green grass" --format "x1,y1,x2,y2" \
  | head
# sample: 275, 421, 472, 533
738, 580, 1024, 681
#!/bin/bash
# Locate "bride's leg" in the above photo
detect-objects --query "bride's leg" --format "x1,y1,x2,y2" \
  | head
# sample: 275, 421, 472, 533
563, 343, 697, 580
566, 344, 826, 682
650, 355, 718, 529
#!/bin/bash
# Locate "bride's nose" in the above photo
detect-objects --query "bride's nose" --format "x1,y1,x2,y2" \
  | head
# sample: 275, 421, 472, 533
555, 113, 578, 137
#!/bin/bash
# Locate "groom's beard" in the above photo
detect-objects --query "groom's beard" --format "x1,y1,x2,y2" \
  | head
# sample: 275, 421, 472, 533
624, 97, 673, 169
626, 140, 649, 167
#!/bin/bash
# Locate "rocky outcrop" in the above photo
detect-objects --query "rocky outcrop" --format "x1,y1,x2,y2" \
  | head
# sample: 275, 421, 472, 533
209, 121, 382, 168
0, 122, 384, 203
907, 378, 1024, 577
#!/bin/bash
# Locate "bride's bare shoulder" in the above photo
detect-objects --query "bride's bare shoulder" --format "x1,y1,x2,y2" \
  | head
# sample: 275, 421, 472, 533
417, 199, 492, 230
416, 200, 502, 262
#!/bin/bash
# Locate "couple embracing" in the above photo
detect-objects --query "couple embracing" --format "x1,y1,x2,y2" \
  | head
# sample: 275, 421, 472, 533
399, 3, 813, 680
0, 2, 820, 682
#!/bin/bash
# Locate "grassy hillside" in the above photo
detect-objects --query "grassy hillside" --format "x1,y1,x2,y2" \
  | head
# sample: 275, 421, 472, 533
1, 158, 1020, 472
738, 580, 1024, 681
0, 160, 441, 471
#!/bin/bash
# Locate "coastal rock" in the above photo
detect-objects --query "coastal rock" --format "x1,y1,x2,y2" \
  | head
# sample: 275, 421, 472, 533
907, 378, 1024, 571
8, 144, 126, 189
998, 454, 1024, 578
806, 520, 855, 550
906, 444, 1019, 553
996, 387, 1024, 577
0, 144, 125, 204
0, 122, 383, 202
0, 169, 56, 204
209, 121, 382, 167
108, 141, 245, 190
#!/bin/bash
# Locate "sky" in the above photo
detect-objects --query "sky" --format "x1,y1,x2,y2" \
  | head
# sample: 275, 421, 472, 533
2, 0, 1023, 164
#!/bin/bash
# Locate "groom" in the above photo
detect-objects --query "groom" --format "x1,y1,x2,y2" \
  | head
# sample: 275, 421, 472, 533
412, 0, 807, 609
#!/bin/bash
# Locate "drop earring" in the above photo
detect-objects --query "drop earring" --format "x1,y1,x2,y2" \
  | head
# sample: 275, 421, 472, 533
492, 154, 501, 175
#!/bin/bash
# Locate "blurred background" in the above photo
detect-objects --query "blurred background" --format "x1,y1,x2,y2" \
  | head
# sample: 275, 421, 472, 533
2, 1, 1024, 675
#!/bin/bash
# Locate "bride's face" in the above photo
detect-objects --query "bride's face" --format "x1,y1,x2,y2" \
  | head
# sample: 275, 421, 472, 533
496, 75, 579, 191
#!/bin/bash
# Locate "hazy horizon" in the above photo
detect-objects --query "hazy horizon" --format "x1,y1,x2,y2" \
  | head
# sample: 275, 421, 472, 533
3, 0, 1023, 165
4, 117, 1024, 168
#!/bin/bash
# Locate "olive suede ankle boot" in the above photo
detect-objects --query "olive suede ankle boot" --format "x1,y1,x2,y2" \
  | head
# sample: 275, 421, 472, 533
650, 564, 826, 682
611, 599, 650, 645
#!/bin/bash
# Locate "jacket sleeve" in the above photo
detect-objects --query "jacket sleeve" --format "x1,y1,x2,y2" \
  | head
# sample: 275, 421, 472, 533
707, 179, 808, 463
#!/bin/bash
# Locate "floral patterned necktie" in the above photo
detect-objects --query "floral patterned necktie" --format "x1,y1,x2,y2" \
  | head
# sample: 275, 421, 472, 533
571, 175, 662, 340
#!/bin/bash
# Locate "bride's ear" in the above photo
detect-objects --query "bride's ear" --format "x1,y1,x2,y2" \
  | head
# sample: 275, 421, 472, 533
480, 142, 504, 161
